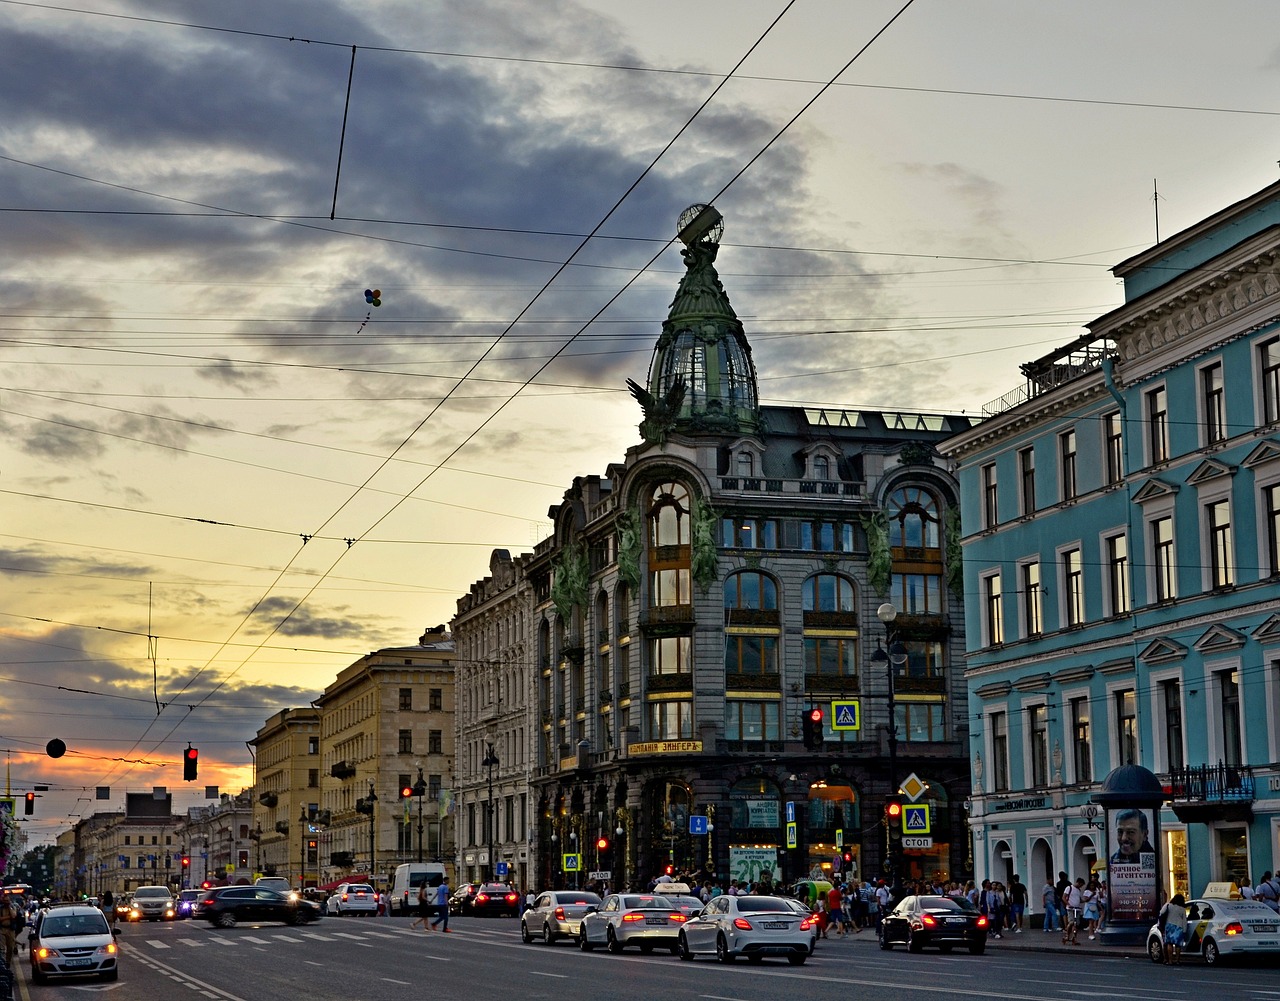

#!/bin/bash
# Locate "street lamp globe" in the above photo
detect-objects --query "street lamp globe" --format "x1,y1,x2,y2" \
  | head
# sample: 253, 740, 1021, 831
876, 602, 898, 625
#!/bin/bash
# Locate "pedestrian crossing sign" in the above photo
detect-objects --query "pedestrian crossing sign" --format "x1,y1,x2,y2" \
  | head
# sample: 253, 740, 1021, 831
563, 853, 581, 871
902, 804, 931, 835
831, 700, 861, 731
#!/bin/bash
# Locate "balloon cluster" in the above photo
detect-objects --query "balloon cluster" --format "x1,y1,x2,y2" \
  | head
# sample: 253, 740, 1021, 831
364, 288, 382, 307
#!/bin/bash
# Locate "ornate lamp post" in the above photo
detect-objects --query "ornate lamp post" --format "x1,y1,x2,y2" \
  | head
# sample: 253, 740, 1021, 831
366, 782, 378, 880
871, 601, 908, 893
298, 808, 308, 888
482, 743, 499, 880
413, 768, 428, 864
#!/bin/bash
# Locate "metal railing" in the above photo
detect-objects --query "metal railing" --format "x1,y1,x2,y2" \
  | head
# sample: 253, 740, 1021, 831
1166, 762, 1255, 802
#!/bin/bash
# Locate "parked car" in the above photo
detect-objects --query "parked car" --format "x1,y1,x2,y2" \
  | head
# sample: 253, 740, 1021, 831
1146, 897, 1280, 966
579, 892, 687, 953
28, 905, 118, 983
677, 893, 813, 965
197, 885, 321, 928
129, 886, 175, 922
175, 889, 202, 919
521, 890, 602, 944
453, 882, 519, 917
326, 883, 378, 916
879, 894, 988, 954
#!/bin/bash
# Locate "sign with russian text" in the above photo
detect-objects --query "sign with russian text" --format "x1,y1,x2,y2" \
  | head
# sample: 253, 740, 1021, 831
730, 847, 777, 884
628, 740, 703, 756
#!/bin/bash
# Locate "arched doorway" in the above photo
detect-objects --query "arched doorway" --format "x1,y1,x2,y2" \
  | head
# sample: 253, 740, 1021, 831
727, 776, 783, 885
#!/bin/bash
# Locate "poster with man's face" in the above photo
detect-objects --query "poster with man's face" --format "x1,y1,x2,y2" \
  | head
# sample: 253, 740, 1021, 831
1107, 807, 1157, 923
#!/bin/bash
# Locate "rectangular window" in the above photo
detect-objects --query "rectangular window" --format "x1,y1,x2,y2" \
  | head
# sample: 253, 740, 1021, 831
1071, 696, 1091, 783
1202, 362, 1226, 443
1063, 547, 1084, 626
1147, 385, 1169, 464
1018, 447, 1036, 515
428, 730, 442, 754
895, 702, 944, 742
1152, 516, 1176, 601
1059, 429, 1078, 501
399, 688, 412, 711
398, 729, 412, 754
890, 573, 942, 615
428, 773, 442, 800
725, 700, 780, 741
803, 636, 857, 678
1030, 704, 1049, 787
650, 635, 691, 675
1105, 533, 1130, 615
981, 463, 999, 528
308, 768, 318, 788
649, 700, 692, 739
725, 634, 779, 675
1207, 499, 1235, 588
307, 736, 318, 755
991, 711, 1009, 792
1117, 689, 1138, 767
983, 572, 1003, 645
1162, 679, 1184, 771
1220, 670, 1242, 767
1104, 411, 1124, 484
429, 688, 443, 711
1022, 561, 1042, 637
1262, 336, 1280, 425
722, 517, 779, 549
1266, 484, 1280, 578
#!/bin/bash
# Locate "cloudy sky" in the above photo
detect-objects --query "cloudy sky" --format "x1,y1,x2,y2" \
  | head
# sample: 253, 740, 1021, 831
3, 0, 1279, 842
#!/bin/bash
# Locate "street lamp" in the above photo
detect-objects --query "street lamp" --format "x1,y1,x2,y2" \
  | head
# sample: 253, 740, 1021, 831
871, 601, 908, 892
413, 767, 428, 864
366, 782, 378, 882
482, 743, 499, 881
299, 808, 308, 889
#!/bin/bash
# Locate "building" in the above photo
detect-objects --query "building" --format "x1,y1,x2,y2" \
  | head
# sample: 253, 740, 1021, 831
941, 180, 1280, 902
250, 706, 321, 884
87, 794, 182, 894
175, 791, 254, 888
456, 206, 975, 892
312, 629, 456, 887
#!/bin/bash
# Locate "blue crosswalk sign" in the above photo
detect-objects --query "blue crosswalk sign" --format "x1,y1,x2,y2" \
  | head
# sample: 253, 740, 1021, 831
903, 805, 931, 834
831, 700, 860, 731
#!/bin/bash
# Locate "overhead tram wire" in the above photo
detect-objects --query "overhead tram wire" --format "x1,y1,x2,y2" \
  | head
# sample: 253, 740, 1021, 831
85, 1, 806, 786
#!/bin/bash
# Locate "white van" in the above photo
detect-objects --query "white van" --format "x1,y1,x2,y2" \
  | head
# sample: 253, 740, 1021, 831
388, 863, 447, 916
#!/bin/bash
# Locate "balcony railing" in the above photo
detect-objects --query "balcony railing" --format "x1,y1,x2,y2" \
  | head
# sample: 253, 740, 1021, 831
1167, 762, 1256, 822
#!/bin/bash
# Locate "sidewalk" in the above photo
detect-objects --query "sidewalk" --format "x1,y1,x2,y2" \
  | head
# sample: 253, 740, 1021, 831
816, 923, 1149, 960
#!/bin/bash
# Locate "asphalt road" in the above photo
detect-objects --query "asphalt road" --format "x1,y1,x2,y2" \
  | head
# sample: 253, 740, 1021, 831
11, 914, 1280, 1001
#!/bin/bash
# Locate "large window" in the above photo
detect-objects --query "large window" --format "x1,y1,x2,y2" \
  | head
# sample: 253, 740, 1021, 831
802, 574, 856, 612
650, 636, 691, 675
803, 573, 858, 685
1029, 704, 1049, 787
895, 702, 944, 742
725, 634, 778, 675
991, 711, 1009, 792
799, 521, 857, 551
888, 487, 944, 615
723, 571, 777, 611
1219, 670, 1242, 767
1266, 484, 1280, 578
1059, 429, 1078, 501
805, 636, 858, 680
981, 463, 999, 527
1018, 560, 1042, 637
648, 481, 691, 607
1207, 499, 1235, 588
1147, 385, 1170, 464
721, 517, 778, 549
649, 700, 692, 739
726, 700, 779, 741
1116, 689, 1138, 767
1162, 679, 1184, 772
983, 572, 1004, 646
1071, 696, 1091, 783
1104, 411, 1124, 484
1062, 547, 1084, 626
1261, 336, 1280, 425
1152, 516, 1176, 601
1018, 447, 1036, 515
1105, 533, 1130, 615
1202, 362, 1226, 444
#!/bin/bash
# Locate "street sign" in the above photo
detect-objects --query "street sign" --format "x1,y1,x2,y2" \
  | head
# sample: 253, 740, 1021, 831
785, 821, 797, 849
831, 700, 861, 731
903, 804, 931, 835
902, 836, 933, 850
588, 870, 612, 881
835, 828, 844, 848
689, 815, 708, 835
563, 853, 581, 871
495, 861, 509, 877
785, 801, 796, 823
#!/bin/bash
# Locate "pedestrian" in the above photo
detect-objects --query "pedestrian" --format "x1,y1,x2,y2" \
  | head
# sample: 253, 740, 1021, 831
1008, 874, 1027, 933
1094, 879, 1108, 934
101, 889, 117, 932
429, 876, 451, 932
1240, 876, 1255, 900
1159, 893, 1188, 965
1082, 875, 1100, 939
1041, 876, 1059, 933
1063, 878, 1084, 945
410, 879, 431, 930
0, 892, 20, 970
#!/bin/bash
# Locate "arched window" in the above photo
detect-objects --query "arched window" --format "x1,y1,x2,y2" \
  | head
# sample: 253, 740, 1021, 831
813, 455, 830, 480
888, 486, 940, 549
723, 571, 778, 610
887, 486, 944, 615
802, 573, 856, 613
648, 482, 691, 607
737, 451, 754, 477
802, 574, 859, 718
724, 571, 780, 677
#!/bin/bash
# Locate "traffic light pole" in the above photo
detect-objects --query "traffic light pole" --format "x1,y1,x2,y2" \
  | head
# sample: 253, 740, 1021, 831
873, 602, 908, 898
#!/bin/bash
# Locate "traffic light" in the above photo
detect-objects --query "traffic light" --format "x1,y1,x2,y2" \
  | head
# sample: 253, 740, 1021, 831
664, 863, 674, 876
885, 797, 903, 845
24, 792, 34, 815
802, 707, 825, 749
181, 856, 190, 870
843, 851, 852, 864
183, 745, 199, 781
595, 836, 611, 867
399, 784, 414, 799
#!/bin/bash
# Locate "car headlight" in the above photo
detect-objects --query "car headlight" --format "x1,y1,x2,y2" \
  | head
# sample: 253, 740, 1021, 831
96, 943, 117, 956
35, 947, 55, 960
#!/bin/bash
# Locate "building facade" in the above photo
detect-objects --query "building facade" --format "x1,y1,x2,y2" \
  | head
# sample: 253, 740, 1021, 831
942, 180, 1280, 904
457, 206, 975, 892
250, 706, 321, 885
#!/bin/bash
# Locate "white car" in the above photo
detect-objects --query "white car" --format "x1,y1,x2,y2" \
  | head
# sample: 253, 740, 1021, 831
521, 890, 602, 944
579, 893, 687, 953
29, 905, 119, 983
677, 894, 814, 965
1147, 897, 1280, 966
326, 883, 378, 916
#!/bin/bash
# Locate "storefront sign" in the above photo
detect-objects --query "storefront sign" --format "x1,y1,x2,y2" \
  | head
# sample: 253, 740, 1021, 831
746, 799, 779, 828
731, 847, 777, 883
628, 740, 703, 755
990, 796, 1048, 813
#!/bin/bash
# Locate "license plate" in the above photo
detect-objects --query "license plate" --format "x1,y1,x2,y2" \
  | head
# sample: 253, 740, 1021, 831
947, 918, 965, 924
761, 921, 788, 929
1257, 939, 1279, 946
1254, 924, 1277, 932
65, 959, 92, 967
645, 918, 667, 926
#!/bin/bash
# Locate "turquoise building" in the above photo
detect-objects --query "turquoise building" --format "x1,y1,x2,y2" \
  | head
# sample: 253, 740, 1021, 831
941, 180, 1280, 910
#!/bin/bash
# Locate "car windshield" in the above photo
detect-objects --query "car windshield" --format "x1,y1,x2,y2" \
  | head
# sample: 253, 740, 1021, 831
556, 893, 600, 904
42, 913, 109, 937
622, 895, 672, 909
735, 896, 793, 913
917, 896, 974, 912
135, 888, 171, 898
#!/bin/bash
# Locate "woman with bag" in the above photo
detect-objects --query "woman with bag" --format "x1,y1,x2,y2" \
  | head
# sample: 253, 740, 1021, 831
1082, 876, 1100, 939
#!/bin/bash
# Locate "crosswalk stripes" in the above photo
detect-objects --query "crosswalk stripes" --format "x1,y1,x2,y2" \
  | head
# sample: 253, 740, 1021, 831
136, 923, 507, 950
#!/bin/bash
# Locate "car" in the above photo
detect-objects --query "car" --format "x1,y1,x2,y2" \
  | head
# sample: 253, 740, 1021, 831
781, 896, 820, 953
129, 885, 175, 921
579, 892, 687, 953
467, 882, 520, 917
1146, 896, 1280, 966
28, 904, 118, 983
196, 885, 322, 928
655, 882, 704, 917
114, 895, 132, 922
521, 890, 602, 944
175, 889, 202, 919
326, 882, 378, 916
254, 877, 298, 901
879, 894, 989, 955
677, 893, 814, 965
389, 863, 448, 916
449, 882, 481, 915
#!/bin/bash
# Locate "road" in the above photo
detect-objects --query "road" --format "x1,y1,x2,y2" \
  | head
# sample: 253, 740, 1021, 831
11, 914, 1280, 1001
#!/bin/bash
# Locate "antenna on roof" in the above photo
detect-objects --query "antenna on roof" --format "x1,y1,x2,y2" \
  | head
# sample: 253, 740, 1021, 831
1152, 178, 1161, 244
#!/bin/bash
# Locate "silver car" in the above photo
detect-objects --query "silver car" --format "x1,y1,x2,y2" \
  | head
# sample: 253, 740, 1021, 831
678, 894, 813, 965
579, 893, 687, 953
29, 905, 119, 983
521, 890, 602, 945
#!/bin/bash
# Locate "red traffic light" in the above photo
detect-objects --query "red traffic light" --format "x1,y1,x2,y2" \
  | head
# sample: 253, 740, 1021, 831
596, 837, 609, 851
181, 856, 190, 868
807, 707, 824, 723
183, 745, 199, 781
886, 800, 902, 819
400, 785, 414, 799
664, 864, 674, 876
843, 851, 852, 863
24, 792, 35, 815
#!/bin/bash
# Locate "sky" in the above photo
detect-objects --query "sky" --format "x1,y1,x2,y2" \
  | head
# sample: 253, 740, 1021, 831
2, 0, 1280, 847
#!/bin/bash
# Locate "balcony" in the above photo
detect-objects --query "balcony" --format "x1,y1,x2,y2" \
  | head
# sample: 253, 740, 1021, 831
804, 673, 859, 694
1167, 763, 1255, 823
726, 672, 782, 692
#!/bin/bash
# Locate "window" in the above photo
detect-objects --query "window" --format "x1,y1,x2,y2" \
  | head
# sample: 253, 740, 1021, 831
1207, 499, 1235, 588
1059, 429, 1078, 500
1266, 484, 1280, 578
1219, 670, 1242, 767
1261, 335, 1280, 425
650, 635, 691, 675
1162, 680, 1184, 772
799, 520, 856, 551
1029, 704, 1049, 787
428, 730, 442, 754
721, 517, 778, 548
1147, 385, 1169, 464
1152, 516, 1176, 601
813, 455, 830, 480
398, 729, 412, 754
399, 688, 412, 711
649, 700, 692, 739
983, 572, 1004, 646
1105, 533, 1130, 615
648, 482, 691, 607
429, 688, 443, 711
991, 711, 1009, 792
307, 736, 318, 755
1104, 411, 1124, 485
981, 463, 999, 527
802, 574, 856, 612
124, 836, 131, 846
804, 636, 858, 679
726, 700, 779, 741
428, 773, 442, 800
1116, 689, 1138, 767
1071, 696, 1091, 783
723, 571, 777, 611
736, 450, 754, 477
1022, 561, 1043, 637
308, 768, 318, 788
888, 487, 944, 615
1018, 447, 1036, 514
1062, 547, 1084, 626
725, 634, 778, 675
1202, 362, 1226, 443
895, 702, 944, 742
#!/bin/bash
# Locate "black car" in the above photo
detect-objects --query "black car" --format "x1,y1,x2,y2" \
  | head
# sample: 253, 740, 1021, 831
195, 885, 322, 928
452, 882, 520, 917
879, 894, 988, 955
